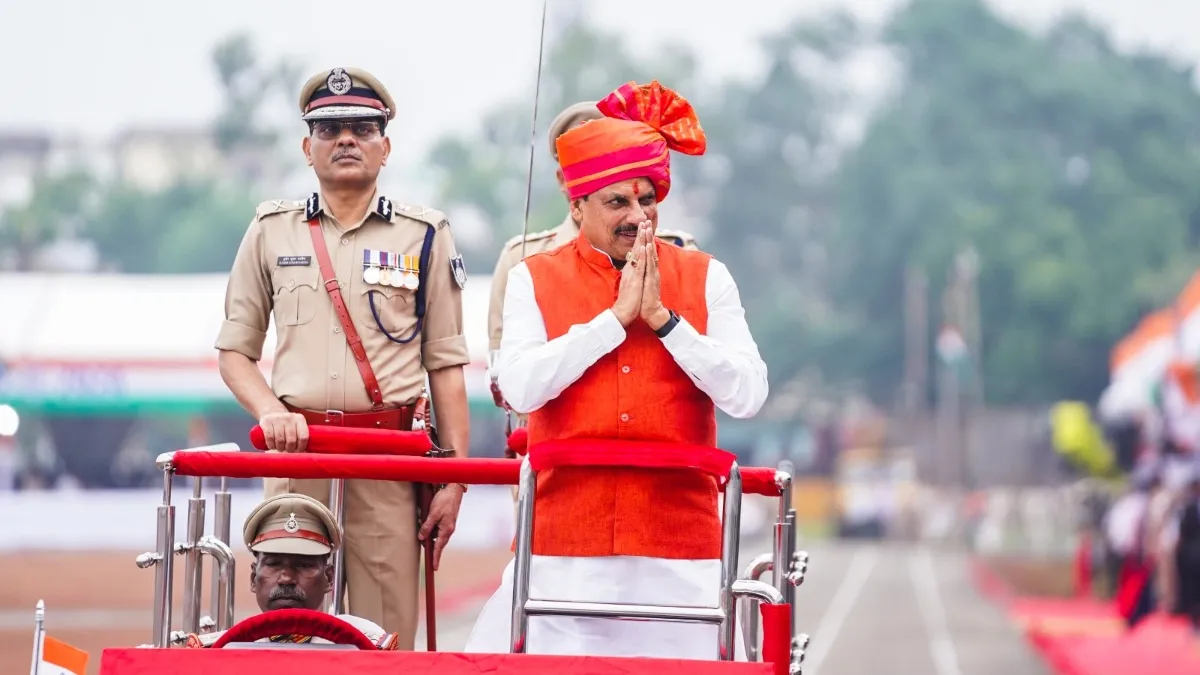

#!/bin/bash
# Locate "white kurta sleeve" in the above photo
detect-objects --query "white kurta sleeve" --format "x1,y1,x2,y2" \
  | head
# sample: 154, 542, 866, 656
659, 259, 769, 418
495, 262, 626, 414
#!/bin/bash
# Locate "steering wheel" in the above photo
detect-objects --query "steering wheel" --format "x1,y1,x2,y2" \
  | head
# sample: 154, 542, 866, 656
211, 609, 379, 650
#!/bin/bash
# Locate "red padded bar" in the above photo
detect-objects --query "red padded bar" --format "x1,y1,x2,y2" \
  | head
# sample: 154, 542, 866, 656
528, 439, 736, 478
249, 425, 431, 456
169, 452, 519, 484
759, 603, 792, 675
165, 451, 785, 496
741, 468, 782, 496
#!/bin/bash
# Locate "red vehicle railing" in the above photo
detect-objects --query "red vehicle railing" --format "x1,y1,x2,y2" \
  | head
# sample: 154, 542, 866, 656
120, 428, 809, 675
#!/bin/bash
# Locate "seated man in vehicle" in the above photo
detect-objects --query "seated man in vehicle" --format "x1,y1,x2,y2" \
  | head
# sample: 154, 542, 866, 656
184, 493, 401, 649
464, 81, 768, 659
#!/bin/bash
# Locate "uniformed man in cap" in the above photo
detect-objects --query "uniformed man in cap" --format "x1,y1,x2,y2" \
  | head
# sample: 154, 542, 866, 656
215, 66, 471, 648
486, 100, 700, 356
184, 493, 402, 649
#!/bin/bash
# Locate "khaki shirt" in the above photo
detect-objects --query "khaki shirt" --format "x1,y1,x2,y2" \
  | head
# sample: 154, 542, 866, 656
215, 191, 470, 413
486, 215, 699, 351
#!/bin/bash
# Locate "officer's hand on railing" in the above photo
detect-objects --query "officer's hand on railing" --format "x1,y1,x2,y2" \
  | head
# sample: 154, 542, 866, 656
258, 411, 310, 453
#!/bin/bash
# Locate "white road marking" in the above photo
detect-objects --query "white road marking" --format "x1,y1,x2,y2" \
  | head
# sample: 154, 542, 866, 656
804, 546, 878, 675
908, 547, 963, 675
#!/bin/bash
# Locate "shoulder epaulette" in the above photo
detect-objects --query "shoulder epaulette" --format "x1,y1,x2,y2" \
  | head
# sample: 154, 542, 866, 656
503, 229, 557, 250
255, 199, 305, 221
393, 203, 450, 230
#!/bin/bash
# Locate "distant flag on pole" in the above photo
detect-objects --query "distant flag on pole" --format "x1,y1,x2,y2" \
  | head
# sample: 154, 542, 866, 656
30, 600, 89, 675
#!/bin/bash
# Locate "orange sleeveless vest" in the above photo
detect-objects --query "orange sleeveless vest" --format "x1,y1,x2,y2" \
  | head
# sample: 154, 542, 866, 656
523, 233, 720, 560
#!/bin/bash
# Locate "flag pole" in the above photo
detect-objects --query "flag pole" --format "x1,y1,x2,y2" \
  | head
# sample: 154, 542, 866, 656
30, 599, 45, 675
519, 0, 550, 260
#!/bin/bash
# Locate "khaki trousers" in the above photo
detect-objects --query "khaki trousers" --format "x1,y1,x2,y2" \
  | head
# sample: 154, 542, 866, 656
264, 477, 419, 649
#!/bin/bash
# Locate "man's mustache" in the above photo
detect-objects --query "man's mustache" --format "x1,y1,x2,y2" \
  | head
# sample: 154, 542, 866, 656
613, 224, 639, 235
270, 586, 306, 602
332, 150, 362, 162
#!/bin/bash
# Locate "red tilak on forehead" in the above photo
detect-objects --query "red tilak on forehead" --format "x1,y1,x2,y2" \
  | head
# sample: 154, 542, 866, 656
632, 182, 640, 196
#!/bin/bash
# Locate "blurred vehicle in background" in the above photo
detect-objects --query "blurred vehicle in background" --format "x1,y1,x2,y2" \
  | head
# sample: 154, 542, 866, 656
832, 445, 919, 539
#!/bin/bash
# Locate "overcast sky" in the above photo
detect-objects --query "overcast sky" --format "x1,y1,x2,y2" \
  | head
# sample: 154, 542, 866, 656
3, 0, 1199, 152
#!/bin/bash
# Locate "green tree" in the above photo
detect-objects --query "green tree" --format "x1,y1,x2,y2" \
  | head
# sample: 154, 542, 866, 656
0, 33, 296, 274
424, 15, 697, 271
691, 11, 866, 397
0, 170, 97, 270
88, 33, 292, 273
211, 32, 305, 155
85, 180, 256, 273
828, 0, 1200, 404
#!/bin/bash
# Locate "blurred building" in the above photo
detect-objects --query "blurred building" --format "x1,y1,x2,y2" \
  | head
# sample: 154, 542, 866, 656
0, 132, 52, 211
110, 127, 222, 192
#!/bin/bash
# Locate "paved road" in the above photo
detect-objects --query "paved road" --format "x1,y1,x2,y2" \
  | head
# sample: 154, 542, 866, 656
791, 541, 1049, 675
429, 539, 1052, 675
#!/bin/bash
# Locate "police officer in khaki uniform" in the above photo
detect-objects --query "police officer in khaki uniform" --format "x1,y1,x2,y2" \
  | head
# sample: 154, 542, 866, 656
214, 66, 471, 649
184, 493, 402, 649
486, 100, 700, 355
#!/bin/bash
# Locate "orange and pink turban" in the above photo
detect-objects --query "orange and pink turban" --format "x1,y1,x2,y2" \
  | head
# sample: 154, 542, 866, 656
554, 81, 707, 202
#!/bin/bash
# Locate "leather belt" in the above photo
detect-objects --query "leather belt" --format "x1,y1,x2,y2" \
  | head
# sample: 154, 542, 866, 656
284, 402, 415, 431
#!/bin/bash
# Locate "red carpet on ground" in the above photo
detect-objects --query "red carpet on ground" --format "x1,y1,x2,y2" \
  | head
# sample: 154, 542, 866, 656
1032, 615, 1200, 675
971, 559, 1200, 675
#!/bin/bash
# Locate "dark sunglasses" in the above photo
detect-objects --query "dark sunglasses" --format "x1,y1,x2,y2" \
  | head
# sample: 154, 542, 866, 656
311, 120, 383, 141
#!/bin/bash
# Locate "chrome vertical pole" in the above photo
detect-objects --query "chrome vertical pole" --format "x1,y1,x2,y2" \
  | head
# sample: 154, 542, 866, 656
196, 537, 236, 631
740, 553, 774, 660
785, 509, 798, 607
510, 457, 537, 653
181, 477, 205, 635
210, 477, 231, 624
329, 478, 347, 614
772, 471, 793, 599
718, 464, 743, 660
153, 466, 175, 648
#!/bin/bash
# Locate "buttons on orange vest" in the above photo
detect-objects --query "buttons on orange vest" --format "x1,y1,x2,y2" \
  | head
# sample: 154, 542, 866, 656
621, 365, 631, 374
620, 413, 630, 422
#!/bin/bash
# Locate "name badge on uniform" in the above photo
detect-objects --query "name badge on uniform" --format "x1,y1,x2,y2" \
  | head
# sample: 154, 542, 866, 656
278, 256, 311, 267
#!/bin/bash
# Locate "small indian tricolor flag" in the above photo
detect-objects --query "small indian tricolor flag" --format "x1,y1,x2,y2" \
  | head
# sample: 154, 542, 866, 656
36, 635, 90, 675
30, 600, 89, 675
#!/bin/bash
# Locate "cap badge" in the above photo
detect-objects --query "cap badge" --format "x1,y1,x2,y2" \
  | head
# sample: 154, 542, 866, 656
326, 68, 352, 96
284, 513, 300, 534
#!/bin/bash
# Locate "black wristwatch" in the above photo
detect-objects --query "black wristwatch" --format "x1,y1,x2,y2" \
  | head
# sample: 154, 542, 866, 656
654, 309, 681, 338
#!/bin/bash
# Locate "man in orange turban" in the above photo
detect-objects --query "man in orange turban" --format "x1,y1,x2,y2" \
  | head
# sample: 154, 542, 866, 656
463, 81, 768, 659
